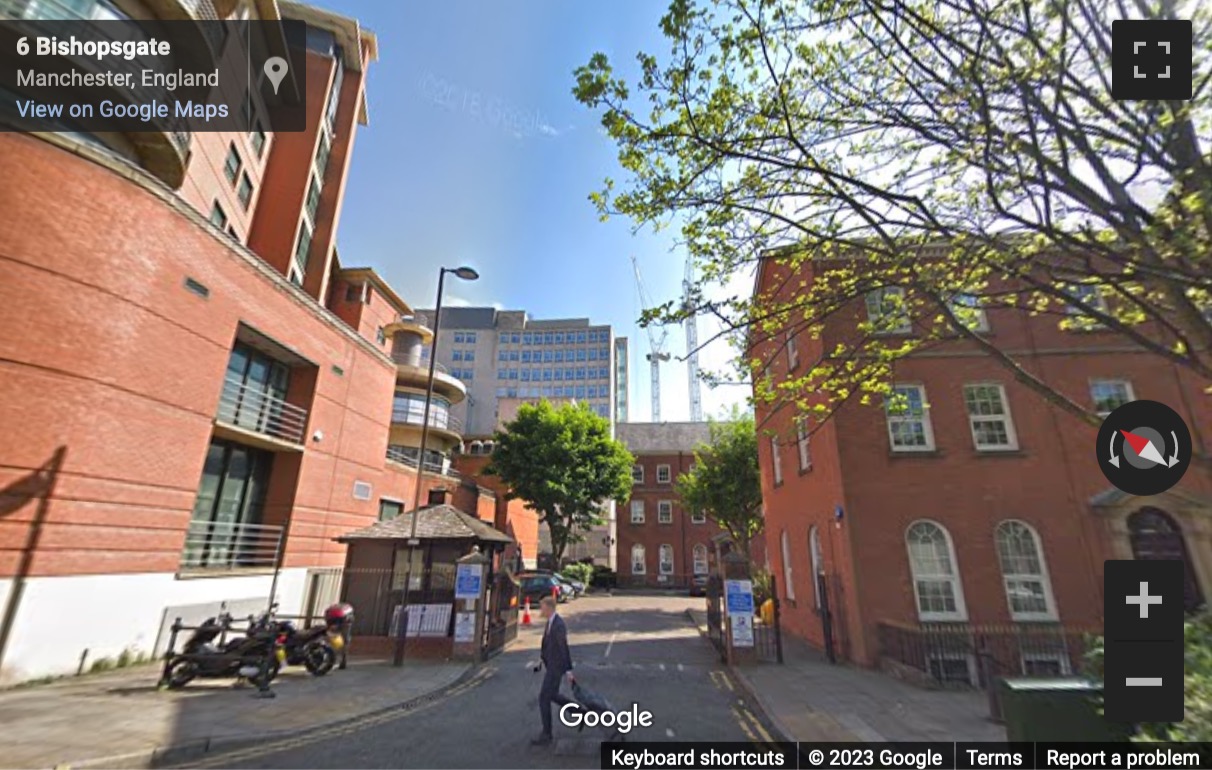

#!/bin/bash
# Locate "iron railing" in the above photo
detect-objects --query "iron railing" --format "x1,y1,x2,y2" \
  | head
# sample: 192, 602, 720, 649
390, 409, 462, 433
385, 445, 453, 475
877, 620, 1097, 689
179, 519, 284, 570
391, 356, 450, 375
216, 376, 309, 444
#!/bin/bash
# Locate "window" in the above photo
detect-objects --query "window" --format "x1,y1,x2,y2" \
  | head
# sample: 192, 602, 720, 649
379, 499, 403, 522
555, 333, 565, 344
787, 331, 800, 369
521, 351, 531, 363
223, 142, 242, 184
1091, 379, 1134, 417
601, 367, 610, 379
209, 201, 228, 229
498, 351, 508, 362
886, 385, 935, 451
523, 333, 533, 345
237, 173, 254, 209
809, 526, 823, 608
250, 121, 266, 157
577, 368, 587, 380
905, 520, 966, 621
554, 351, 564, 363
544, 333, 554, 344
771, 436, 783, 485
376, 327, 386, 346
511, 333, 520, 344
1066, 283, 1108, 317
995, 521, 1056, 620
656, 464, 671, 484
691, 509, 706, 524
631, 544, 646, 574
575, 386, 586, 399
950, 292, 989, 332
577, 332, 587, 343
587, 386, 597, 398
693, 544, 709, 575
865, 286, 912, 333
588, 349, 598, 361
452, 350, 463, 362
797, 424, 812, 472
577, 349, 587, 361
508, 369, 518, 380
659, 545, 674, 575
304, 174, 321, 222
780, 530, 796, 601
314, 131, 332, 177
464, 351, 474, 362
658, 501, 673, 524
453, 332, 465, 344
632, 465, 644, 484
963, 383, 1018, 451
543, 351, 553, 362
509, 351, 519, 361
520, 370, 531, 381
497, 369, 507, 380
293, 222, 312, 272
630, 500, 645, 523
543, 369, 553, 381
466, 333, 476, 344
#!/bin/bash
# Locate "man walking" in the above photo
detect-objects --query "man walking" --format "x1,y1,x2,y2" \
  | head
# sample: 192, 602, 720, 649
532, 595, 574, 745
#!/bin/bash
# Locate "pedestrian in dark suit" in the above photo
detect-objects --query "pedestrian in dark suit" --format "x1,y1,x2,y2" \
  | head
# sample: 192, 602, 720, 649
532, 595, 574, 745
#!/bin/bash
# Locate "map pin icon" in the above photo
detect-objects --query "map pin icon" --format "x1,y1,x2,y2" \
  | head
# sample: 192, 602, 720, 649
264, 56, 288, 95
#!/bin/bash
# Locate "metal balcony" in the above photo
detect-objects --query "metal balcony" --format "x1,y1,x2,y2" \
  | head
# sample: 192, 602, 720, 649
390, 409, 462, 434
179, 520, 284, 571
216, 376, 309, 445
386, 446, 453, 476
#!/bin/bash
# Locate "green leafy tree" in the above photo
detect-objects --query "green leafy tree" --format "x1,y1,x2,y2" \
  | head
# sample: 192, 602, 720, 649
574, 0, 1212, 429
676, 412, 764, 559
485, 401, 634, 563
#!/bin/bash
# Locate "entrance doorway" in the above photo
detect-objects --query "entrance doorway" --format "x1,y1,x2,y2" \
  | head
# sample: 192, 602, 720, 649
1128, 507, 1205, 613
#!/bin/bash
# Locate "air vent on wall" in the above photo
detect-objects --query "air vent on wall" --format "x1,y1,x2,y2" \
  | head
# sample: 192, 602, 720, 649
353, 481, 372, 501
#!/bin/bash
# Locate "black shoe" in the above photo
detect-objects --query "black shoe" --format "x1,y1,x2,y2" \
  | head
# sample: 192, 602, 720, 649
530, 734, 553, 746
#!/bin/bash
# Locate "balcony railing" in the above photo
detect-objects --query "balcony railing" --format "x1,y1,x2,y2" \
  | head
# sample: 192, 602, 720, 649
392, 356, 450, 376
216, 376, 309, 445
390, 409, 462, 433
386, 445, 453, 475
180, 520, 284, 571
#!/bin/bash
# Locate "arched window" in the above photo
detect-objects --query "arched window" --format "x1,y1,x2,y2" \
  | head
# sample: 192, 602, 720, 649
659, 545, 674, 575
905, 520, 966, 620
809, 526, 823, 609
631, 544, 646, 575
995, 520, 1056, 620
1130, 508, 1205, 612
693, 544, 709, 575
780, 530, 796, 601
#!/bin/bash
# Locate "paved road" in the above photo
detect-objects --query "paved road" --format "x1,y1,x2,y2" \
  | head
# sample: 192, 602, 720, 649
180, 594, 778, 769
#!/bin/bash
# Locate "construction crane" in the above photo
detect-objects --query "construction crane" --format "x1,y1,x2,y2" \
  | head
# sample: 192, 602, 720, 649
683, 257, 703, 422
632, 256, 671, 422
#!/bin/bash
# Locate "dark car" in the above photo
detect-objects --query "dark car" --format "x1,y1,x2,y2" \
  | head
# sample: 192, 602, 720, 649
689, 575, 709, 597
518, 573, 567, 604
590, 565, 618, 590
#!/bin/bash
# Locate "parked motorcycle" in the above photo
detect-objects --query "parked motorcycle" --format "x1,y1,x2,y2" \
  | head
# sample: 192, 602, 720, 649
162, 613, 281, 690
267, 602, 353, 676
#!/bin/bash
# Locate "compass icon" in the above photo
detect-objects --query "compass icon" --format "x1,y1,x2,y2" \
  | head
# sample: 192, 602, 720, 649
1097, 400, 1192, 496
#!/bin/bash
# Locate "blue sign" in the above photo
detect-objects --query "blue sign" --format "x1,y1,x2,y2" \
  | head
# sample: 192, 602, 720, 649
725, 579, 754, 616
455, 563, 483, 600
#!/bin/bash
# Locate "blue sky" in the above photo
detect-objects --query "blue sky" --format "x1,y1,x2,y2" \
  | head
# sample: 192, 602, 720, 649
317, 0, 750, 422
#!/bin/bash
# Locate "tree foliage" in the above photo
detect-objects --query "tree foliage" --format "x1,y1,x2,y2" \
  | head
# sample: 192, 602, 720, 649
676, 412, 764, 558
485, 401, 634, 563
574, 0, 1212, 428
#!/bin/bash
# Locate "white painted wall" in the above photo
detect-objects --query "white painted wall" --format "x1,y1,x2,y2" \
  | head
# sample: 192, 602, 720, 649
0, 568, 309, 684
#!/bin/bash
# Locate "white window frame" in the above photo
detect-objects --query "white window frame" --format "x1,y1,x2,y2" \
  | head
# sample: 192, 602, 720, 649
1020, 652, 1072, 677
1064, 283, 1109, 329
786, 330, 800, 370
1090, 379, 1135, 418
995, 520, 1058, 621
927, 653, 979, 686
630, 500, 645, 524
865, 286, 912, 334
657, 501, 673, 524
632, 465, 644, 484
659, 544, 674, 575
656, 464, 672, 484
693, 544, 709, 575
780, 530, 796, 601
905, 519, 967, 621
771, 436, 784, 484
963, 383, 1019, 452
796, 423, 812, 472
691, 510, 707, 525
949, 292, 989, 332
886, 384, 936, 452
631, 544, 646, 575
809, 526, 823, 609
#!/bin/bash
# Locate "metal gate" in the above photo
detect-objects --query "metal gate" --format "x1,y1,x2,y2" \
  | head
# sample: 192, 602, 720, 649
483, 572, 519, 660
705, 575, 726, 661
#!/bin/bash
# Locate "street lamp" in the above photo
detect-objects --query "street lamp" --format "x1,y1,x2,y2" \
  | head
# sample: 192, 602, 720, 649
393, 265, 479, 667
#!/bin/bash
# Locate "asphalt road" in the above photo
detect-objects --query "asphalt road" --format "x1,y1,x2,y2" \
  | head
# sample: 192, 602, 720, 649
181, 593, 779, 769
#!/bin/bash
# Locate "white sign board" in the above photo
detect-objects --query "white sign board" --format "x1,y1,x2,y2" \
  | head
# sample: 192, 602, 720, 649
455, 563, 484, 600
731, 613, 755, 647
454, 611, 476, 643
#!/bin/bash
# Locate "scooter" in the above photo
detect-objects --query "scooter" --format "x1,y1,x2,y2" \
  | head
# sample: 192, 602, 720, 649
270, 618, 338, 676
161, 613, 281, 690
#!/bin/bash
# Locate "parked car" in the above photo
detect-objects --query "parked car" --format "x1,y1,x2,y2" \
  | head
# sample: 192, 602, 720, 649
555, 572, 586, 597
590, 565, 618, 590
689, 575, 709, 597
518, 573, 568, 604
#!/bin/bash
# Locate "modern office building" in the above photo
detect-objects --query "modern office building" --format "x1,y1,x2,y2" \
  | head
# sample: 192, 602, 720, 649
753, 249, 1212, 678
0, 0, 526, 683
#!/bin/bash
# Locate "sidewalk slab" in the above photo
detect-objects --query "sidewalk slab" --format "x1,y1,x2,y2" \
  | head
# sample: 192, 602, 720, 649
686, 609, 1005, 743
0, 658, 471, 770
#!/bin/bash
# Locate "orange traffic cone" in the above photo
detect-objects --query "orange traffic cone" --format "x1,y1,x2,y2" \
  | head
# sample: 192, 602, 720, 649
522, 598, 532, 625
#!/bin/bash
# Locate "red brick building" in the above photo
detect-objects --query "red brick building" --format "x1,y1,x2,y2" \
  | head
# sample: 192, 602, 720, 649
754, 253, 1212, 679
0, 0, 521, 682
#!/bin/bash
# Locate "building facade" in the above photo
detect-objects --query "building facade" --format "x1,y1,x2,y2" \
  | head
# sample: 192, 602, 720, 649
753, 255, 1212, 678
0, 0, 517, 683
616, 423, 727, 588
615, 337, 630, 423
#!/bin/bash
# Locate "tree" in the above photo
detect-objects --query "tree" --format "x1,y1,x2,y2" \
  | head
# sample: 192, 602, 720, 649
485, 401, 634, 564
574, 0, 1212, 429
676, 412, 764, 559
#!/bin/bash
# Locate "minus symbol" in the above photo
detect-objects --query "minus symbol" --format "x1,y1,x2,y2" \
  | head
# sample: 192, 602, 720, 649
1126, 677, 1163, 686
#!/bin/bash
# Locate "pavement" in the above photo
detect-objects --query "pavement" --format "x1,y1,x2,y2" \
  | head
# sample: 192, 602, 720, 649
687, 608, 1007, 743
0, 657, 471, 769
167, 594, 780, 769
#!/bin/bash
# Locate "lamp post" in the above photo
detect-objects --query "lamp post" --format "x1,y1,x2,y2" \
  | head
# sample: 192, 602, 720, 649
393, 265, 479, 667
